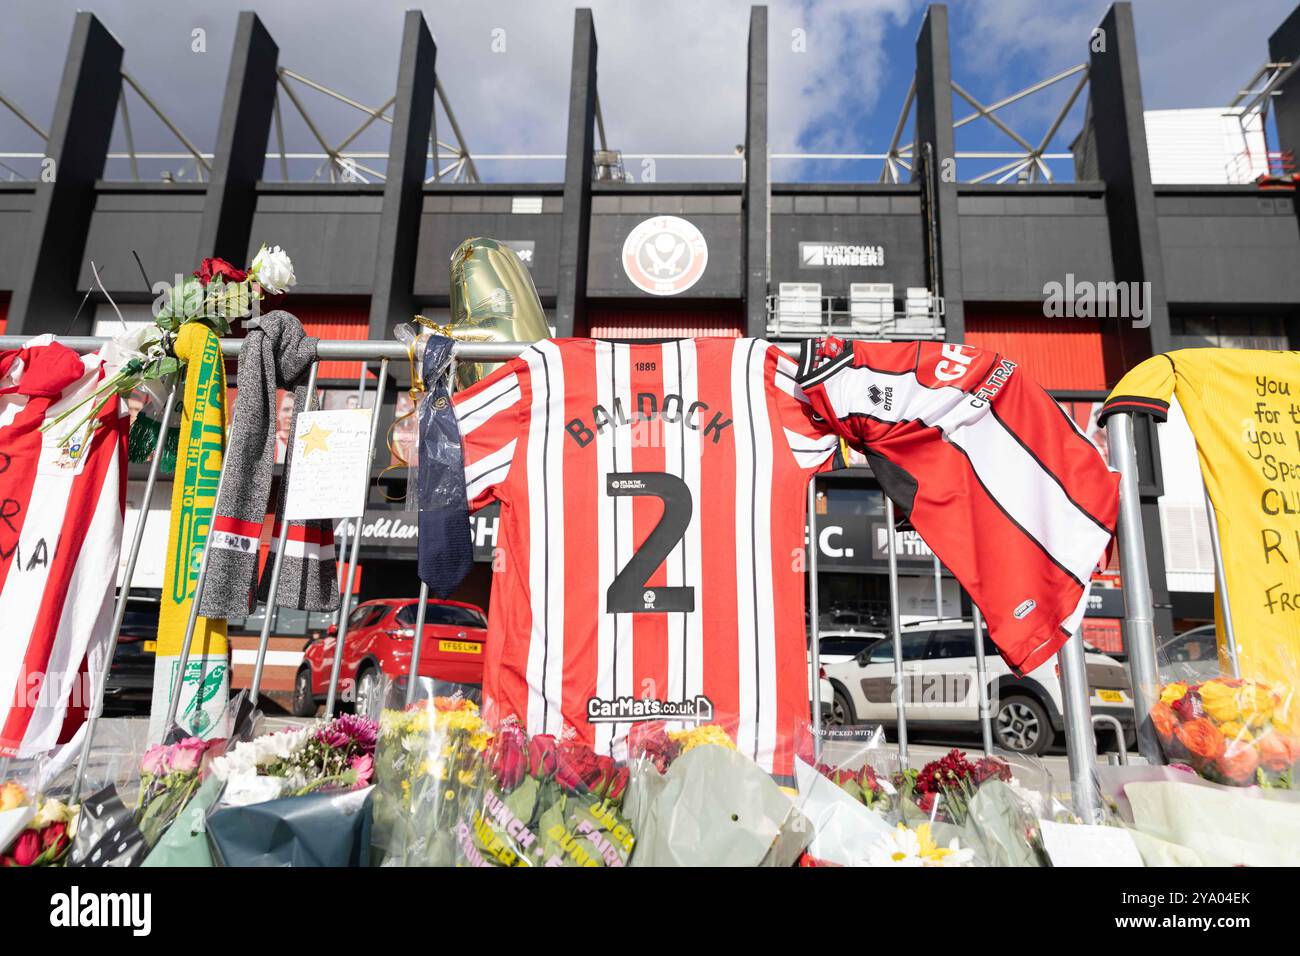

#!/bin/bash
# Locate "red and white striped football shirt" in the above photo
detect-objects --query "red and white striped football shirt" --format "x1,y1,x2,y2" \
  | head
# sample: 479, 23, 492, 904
455, 338, 837, 776
0, 339, 127, 757
797, 338, 1119, 675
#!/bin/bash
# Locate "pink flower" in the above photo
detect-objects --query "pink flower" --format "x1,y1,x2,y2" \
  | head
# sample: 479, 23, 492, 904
140, 745, 167, 776
350, 753, 374, 789
168, 739, 205, 774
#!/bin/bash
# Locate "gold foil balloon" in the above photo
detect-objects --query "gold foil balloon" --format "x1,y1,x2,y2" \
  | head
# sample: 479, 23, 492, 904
446, 237, 550, 388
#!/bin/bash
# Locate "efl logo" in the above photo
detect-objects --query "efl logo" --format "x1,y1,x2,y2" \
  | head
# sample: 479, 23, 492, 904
49, 887, 152, 936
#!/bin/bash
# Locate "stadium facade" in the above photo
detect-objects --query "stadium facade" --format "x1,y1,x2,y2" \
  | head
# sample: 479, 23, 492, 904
3, 2, 1300, 659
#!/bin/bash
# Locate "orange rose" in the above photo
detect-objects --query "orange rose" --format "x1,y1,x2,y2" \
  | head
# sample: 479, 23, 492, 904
1214, 741, 1260, 785
1257, 732, 1300, 773
1174, 717, 1225, 765
1149, 701, 1178, 743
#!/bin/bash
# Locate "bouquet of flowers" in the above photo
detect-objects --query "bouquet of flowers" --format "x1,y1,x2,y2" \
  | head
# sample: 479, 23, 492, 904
371, 696, 492, 866
459, 722, 635, 867
2, 797, 78, 867
135, 737, 211, 847
813, 761, 893, 813
43, 243, 296, 453
210, 714, 378, 806
1149, 677, 1299, 788
896, 748, 1013, 824
864, 822, 975, 868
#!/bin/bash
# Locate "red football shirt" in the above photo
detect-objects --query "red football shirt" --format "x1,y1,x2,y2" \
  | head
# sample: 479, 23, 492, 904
454, 338, 836, 775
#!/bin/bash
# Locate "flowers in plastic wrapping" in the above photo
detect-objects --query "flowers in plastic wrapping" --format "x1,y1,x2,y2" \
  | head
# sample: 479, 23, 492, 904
370, 695, 490, 867
898, 748, 1013, 824
866, 823, 974, 868
42, 242, 298, 453
210, 715, 379, 808
1151, 676, 1298, 788
460, 721, 636, 868
135, 737, 213, 847
2, 799, 78, 867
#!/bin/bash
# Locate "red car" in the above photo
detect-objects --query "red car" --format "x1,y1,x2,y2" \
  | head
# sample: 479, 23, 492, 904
293, 598, 489, 716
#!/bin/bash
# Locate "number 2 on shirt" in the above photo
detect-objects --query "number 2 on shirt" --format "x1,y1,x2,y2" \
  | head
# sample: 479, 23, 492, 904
605, 471, 695, 614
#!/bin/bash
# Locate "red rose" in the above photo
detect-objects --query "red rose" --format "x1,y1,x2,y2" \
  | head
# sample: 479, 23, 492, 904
857, 764, 879, 792
605, 766, 629, 803
7, 829, 41, 867
40, 821, 68, 855
194, 257, 248, 286
1171, 688, 1205, 723
489, 724, 527, 791
556, 741, 602, 792
528, 734, 557, 779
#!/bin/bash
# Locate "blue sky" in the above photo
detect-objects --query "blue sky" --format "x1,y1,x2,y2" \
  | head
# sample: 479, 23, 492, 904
0, 0, 1295, 184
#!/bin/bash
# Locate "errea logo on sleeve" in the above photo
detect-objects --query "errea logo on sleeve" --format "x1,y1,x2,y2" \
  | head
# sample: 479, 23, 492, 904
49, 887, 152, 937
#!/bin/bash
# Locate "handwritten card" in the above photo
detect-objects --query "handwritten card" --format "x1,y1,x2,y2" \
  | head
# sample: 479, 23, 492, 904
1038, 819, 1144, 867
283, 408, 373, 521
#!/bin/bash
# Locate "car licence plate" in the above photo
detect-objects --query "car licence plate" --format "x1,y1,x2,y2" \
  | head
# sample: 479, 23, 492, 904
143, 640, 157, 654
1096, 688, 1123, 703
438, 640, 481, 655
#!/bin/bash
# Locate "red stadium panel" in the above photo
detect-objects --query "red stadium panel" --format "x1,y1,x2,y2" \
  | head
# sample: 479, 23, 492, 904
587, 306, 742, 340
296, 304, 372, 380
965, 313, 1117, 392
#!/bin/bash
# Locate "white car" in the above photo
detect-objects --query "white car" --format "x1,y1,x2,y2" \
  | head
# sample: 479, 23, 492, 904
809, 630, 886, 725
821, 619, 1135, 755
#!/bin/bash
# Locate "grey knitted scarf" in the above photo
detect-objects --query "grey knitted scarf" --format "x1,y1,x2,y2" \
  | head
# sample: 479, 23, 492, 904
199, 310, 340, 618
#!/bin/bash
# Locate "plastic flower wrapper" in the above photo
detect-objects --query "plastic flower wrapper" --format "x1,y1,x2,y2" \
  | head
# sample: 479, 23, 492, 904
0, 781, 79, 868
140, 775, 225, 868
134, 735, 216, 847
1097, 762, 1300, 865
207, 785, 374, 868
623, 718, 810, 867
457, 721, 635, 867
209, 713, 378, 808
370, 691, 491, 866
1149, 636, 1299, 789
67, 785, 145, 868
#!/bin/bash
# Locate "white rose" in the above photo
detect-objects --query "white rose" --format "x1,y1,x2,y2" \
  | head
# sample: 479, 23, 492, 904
251, 244, 297, 295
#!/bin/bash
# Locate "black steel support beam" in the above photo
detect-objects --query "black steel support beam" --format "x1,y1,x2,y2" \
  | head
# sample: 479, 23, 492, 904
369, 11, 437, 338
196, 12, 278, 266
913, 5, 964, 343
1089, 2, 1171, 366
556, 8, 597, 337
1268, 6, 1300, 165
8, 13, 122, 334
1091, 3, 1175, 652
743, 6, 769, 337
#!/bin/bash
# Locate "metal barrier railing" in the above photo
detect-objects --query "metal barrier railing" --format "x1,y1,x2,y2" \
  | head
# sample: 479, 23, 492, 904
0, 334, 1106, 817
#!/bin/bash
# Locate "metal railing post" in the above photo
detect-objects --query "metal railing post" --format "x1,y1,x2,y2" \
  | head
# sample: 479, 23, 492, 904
1203, 488, 1241, 678
73, 380, 178, 800
885, 496, 908, 768
249, 362, 321, 705
1058, 628, 1100, 822
932, 553, 943, 619
326, 359, 390, 714
1105, 412, 1164, 764
971, 604, 994, 756
808, 479, 822, 761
